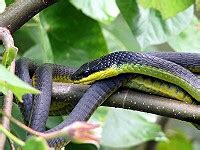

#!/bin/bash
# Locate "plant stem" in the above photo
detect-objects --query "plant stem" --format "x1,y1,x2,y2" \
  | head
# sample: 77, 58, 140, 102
0, 61, 16, 150
0, 124, 25, 146
0, 27, 17, 150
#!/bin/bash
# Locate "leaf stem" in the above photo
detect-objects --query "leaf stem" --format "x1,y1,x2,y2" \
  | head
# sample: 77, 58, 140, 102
0, 124, 25, 146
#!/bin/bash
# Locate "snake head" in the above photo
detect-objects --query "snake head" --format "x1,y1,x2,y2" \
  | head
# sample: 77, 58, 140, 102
71, 55, 119, 84
71, 59, 103, 81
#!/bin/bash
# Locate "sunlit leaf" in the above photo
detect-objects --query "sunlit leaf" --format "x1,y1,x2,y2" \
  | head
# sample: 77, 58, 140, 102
156, 131, 192, 150
91, 108, 166, 148
0, 64, 40, 101
168, 17, 200, 53
70, 0, 119, 23
116, 0, 194, 49
138, 0, 194, 19
101, 15, 140, 51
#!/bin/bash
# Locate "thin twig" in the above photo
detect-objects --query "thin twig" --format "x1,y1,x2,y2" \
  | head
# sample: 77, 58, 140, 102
0, 27, 16, 49
0, 125, 25, 146
0, 61, 15, 149
0, 28, 16, 149
0, 112, 100, 146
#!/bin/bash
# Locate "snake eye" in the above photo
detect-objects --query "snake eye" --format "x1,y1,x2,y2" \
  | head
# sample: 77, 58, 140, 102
84, 69, 89, 74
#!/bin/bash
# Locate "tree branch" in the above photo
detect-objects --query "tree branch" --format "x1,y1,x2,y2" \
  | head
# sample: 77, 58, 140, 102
51, 83, 200, 124
0, 0, 57, 34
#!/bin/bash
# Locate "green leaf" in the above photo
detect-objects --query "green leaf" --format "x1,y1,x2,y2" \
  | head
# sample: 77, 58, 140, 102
23, 45, 44, 64
46, 116, 64, 129
196, 0, 200, 11
24, 16, 54, 63
116, 0, 194, 49
5, 0, 14, 5
70, 0, 119, 24
156, 131, 193, 150
2, 47, 17, 67
15, 0, 108, 67
23, 137, 49, 150
168, 17, 200, 53
40, 0, 108, 67
138, 0, 194, 19
101, 15, 140, 51
0, 64, 40, 101
0, 0, 6, 13
13, 17, 54, 64
10, 103, 26, 140
99, 108, 166, 148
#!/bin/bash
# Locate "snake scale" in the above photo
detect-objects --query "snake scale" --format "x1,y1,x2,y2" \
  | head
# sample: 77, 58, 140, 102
15, 51, 200, 148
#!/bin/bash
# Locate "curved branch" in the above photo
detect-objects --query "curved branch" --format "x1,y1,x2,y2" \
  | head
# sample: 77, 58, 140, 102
52, 82, 200, 124
0, 0, 57, 33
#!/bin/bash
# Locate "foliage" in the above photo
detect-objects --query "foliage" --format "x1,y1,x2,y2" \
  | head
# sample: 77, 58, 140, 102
156, 131, 193, 150
138, 0, 194, 19
116, 0, 194, 48
1, 0, 200, 149
97, 108, 166, 147
0, 64, 39, 101
22, 137, 49, 150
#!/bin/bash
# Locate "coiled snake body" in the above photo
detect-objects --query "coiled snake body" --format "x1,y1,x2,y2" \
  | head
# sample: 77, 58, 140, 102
15, 51, 200, 148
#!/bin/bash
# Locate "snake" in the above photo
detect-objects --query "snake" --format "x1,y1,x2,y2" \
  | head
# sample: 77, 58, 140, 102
15, 51, 200, 148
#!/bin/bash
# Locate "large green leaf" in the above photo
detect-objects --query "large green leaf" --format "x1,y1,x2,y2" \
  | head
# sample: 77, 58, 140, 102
91, 108, 166, 148
25, 16, 54, 63
41, 0, 108, 67
156, 131, 193, 150
116, 0, 194, 49
101, 15, 140, 51
70, 0, 119, 24
168, 17, 200, 53
0, 64, 39, 101
14, 0, 108, 67
14, 17, 54, 64
138, 0, 194, 19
